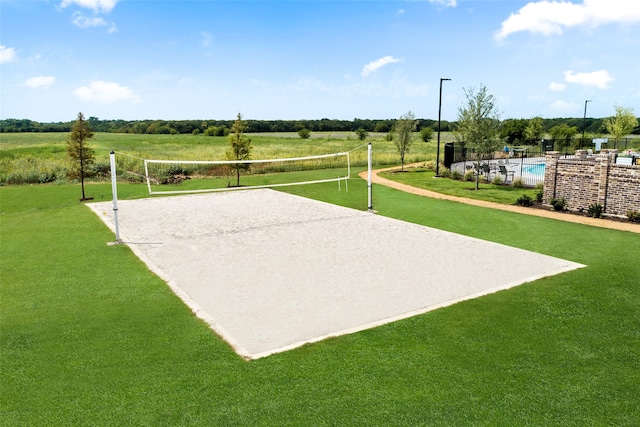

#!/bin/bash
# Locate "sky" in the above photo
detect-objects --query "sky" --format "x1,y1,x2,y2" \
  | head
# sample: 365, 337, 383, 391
1, 0, 639, 122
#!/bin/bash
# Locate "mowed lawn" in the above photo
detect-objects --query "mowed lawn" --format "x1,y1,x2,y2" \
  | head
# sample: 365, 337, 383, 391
1, 179, 639, 425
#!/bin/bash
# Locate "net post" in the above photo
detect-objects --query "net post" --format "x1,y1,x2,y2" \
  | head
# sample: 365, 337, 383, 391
367, 142, 373, 212
144, 160, 152, 194
109, 151, 122, 244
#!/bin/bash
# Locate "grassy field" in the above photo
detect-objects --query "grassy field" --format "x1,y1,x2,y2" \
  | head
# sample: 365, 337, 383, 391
0, 131, 457, 185
2, 172, 639, 425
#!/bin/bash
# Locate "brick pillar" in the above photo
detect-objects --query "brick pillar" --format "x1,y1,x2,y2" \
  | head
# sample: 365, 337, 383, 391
575, 149, 587, 159
543, 151, 560, 204
596, 154, 610, 212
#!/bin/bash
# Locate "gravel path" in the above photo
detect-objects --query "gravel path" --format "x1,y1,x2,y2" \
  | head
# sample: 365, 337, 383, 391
361, 165, 640, 234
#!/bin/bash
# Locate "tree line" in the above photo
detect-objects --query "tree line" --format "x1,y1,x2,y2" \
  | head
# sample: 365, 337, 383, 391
3, 116, 637, 136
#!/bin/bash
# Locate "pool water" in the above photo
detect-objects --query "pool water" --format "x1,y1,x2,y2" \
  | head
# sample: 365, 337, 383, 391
523, 163, 546, 176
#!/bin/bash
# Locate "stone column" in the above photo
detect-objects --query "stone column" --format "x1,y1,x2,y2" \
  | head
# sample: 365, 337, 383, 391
543, 151, 560, 204
596, 153, 611, 212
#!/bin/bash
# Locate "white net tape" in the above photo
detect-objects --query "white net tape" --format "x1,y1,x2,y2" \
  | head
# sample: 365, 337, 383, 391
142, 151, 351, 195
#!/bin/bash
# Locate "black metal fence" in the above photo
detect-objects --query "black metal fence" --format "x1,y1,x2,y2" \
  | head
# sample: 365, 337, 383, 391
444, 137, 639, 168
444, 143, 546, 167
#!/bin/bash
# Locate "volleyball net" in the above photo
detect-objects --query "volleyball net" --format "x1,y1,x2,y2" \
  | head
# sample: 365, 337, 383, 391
110, 143, 371, 196
107, 143, 373, 243
142, 151, 353, 195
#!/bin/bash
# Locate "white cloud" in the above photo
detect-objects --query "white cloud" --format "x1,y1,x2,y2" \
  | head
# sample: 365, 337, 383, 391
495, 0, 640, 40
397, 9, 405, 15
60, 0, 119, 13
72, 12, 117, 32
428, 0, 457, 7
73, 81, 139, 103
24, 76, 56, 88
549, 81, 567, 91
361, 56, 402, 77
0, 45, 17, 64
73, 13, 105, 28
564, 69, 614, 89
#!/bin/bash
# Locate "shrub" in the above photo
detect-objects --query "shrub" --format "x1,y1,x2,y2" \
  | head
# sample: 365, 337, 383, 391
355, 128, 368, 141
550, 198, 566, 211
491, 175, 503, 185
511, 178, 525, 188
423, 160, 436, 170
536, 190, 544, 203
451, 170, 462, 180
91, 162, 111, 179
298, 128, 311, 139
516, 194, 533, 207
1, 157, 69, 185
440, 168, 451, 178
464, 170, 475, 181
627, 211, 640, 223
587, 203, 603, 218
420, 127, 433, 142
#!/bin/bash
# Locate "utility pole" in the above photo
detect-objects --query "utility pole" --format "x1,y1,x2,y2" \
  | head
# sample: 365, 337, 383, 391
435, 78, 451, 177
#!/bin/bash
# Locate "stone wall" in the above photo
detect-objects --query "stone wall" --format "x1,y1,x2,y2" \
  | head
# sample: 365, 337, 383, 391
543, 150, 640, 217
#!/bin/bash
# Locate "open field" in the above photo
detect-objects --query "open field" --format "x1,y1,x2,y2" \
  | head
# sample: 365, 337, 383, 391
0, 131, 456, 185
2, 173, 639, 425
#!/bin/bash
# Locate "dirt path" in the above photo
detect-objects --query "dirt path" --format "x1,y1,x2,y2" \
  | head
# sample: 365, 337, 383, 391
359, 165, 640, 234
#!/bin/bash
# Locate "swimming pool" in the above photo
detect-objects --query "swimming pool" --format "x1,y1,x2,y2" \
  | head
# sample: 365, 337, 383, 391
523, 163, 546, 176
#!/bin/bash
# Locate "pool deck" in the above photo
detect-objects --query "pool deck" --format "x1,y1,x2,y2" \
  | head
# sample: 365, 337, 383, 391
451, 156, 546, 186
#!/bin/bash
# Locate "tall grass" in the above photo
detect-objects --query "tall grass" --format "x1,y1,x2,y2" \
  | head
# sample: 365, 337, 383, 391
0, 132, 454, 185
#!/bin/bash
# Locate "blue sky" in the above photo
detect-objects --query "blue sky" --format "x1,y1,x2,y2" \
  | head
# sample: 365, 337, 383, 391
1, 0, 639, 122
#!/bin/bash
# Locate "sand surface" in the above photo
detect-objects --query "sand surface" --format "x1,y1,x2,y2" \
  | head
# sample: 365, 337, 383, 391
89, 189, 584, 359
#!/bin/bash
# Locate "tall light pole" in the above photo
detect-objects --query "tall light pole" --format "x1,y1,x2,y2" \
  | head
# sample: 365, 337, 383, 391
582, 99, 591, 144
436, 78, 451, 177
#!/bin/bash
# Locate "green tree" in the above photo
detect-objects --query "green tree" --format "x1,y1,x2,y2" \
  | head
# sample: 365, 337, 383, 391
298, 128, 311, 139
393, 111, 417, 171
603, 105, 638, 148
374, 121, 393, 133
226, 113, 252, 187
524, 116, 544, 144
549, 124, 578, 151
500, 119, 527, 145
67, 112, 95, 201
419, 126, 433, 143
456, 85, 502, 190
355, 128, 368, 141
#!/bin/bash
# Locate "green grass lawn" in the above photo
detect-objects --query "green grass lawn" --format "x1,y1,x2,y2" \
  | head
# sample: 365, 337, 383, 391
2, 177, 639, 425
380, 166, 540, 205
